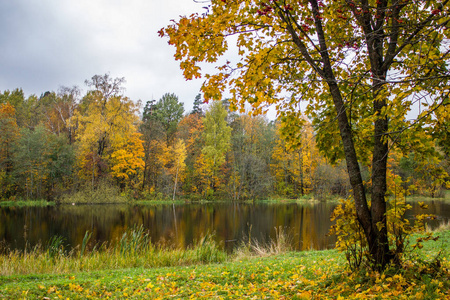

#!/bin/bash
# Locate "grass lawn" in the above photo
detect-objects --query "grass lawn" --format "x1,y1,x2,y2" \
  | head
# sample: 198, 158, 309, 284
1, 230, 449, 299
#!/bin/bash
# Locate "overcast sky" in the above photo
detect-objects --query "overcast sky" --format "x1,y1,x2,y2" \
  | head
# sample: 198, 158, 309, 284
0, 0, 211, 112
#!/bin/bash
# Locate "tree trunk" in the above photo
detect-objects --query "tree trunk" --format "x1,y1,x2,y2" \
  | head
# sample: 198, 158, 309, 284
370, 102, 390, 268
307, 0, 391, 269
370, 75, 391, 268
299, 149, 304, 196
173, 167, 179, 201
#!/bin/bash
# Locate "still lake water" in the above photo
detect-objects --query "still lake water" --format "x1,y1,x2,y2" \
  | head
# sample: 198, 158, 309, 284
1, 200, 449, 252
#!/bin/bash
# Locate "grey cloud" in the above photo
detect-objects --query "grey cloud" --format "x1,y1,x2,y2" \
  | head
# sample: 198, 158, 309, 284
0, 0, 206, 112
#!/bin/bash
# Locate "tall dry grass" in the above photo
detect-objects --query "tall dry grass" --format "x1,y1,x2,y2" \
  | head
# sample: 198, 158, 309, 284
233, 226, 293, 260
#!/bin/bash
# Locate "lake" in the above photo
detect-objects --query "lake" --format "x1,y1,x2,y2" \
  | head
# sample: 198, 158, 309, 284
0, 199, 449, 252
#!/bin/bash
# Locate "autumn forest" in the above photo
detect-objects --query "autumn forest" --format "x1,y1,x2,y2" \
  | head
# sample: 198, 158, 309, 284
0, 73, 447, 203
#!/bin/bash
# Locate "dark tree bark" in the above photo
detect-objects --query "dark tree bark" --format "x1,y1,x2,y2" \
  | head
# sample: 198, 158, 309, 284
283, 0, 394, 268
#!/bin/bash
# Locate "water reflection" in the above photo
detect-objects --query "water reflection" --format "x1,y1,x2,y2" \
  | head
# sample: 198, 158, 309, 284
0, 202, 338, 252
0, 200, 449, 252
406, 200, 450, 229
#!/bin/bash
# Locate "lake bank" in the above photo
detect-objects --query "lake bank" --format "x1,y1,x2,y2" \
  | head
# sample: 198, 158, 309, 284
1, 190, 449, 207
1, 230, 449, 299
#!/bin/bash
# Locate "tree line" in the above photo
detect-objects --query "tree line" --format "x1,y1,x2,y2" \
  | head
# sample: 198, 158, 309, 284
0, 74, 448, 202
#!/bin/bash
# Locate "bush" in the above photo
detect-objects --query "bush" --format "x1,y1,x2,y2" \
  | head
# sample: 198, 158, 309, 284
330, 196, 437, 271
59, 180, 128, 204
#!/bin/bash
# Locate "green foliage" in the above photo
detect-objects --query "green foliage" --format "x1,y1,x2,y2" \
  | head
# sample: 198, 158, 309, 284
194, 233, 227, 264
0, 88, 25, 107
46, 236, 67, 259
199, 101, 232, 195
398, 152, 449, 198
0, 103, 19, 199
191, 93, 204, 115
12, 126, 75, 200
202, 101, 231, 165
140, 93, 184, 194
227, 115, 275, 200
119, 225, 152, 255
152, 93, 185, 143
0, 88, 27, 128
431, 98, 450, 158
80, 231, 92, 259
12, 126, 48, 198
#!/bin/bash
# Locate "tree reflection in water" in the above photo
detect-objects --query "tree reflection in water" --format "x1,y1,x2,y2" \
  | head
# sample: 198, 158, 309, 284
0, 200, 448, 252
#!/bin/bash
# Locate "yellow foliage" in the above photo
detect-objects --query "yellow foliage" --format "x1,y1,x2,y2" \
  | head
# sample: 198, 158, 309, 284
110, 132, 145, 183
271, 119, 320, 196
72, 93, 143, 187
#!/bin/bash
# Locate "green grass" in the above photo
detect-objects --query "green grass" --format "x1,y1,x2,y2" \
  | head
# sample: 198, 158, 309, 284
131, 199, 189, 205
406, 189, 450, 202
0, 199, 55, 207
2, 189, 447, 207
1, 231, 449, 299
0, 228, 226, 277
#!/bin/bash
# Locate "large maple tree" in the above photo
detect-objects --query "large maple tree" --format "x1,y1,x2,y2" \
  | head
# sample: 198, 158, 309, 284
161, 0, 450, 268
